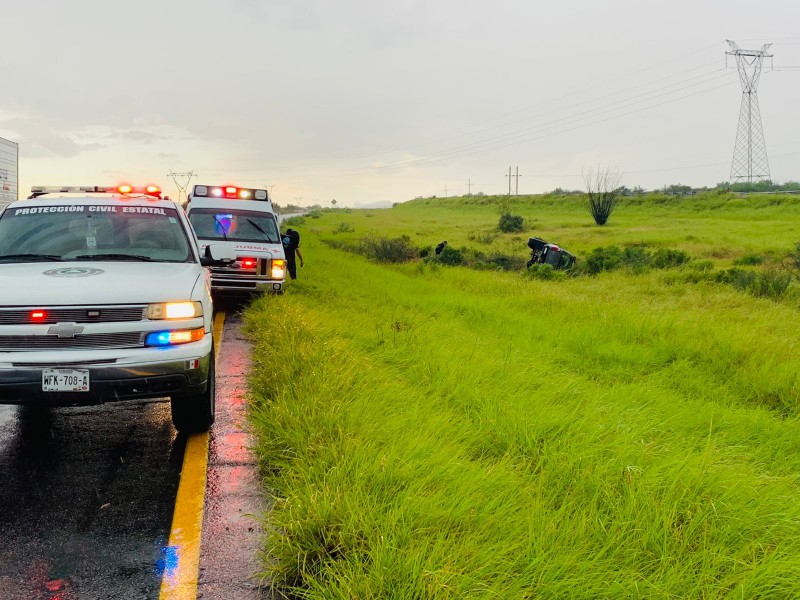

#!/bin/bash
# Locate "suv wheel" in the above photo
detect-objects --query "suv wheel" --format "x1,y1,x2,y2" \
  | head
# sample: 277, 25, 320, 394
171, 348, 216, 433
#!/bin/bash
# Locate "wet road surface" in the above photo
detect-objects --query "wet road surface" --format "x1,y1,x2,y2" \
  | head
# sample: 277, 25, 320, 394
0, 299, 269, 600
0, 400, 184, 599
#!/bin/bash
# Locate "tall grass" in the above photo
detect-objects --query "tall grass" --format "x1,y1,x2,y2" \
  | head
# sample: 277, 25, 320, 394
245, 202, 800, 597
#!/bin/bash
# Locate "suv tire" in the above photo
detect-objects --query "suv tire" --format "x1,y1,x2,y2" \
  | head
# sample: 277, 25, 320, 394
171, 347, 216, 433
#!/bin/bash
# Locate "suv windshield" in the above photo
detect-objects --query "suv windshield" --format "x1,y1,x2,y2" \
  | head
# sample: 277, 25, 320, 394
188, 208, 281, 244
0, 204, 193, 263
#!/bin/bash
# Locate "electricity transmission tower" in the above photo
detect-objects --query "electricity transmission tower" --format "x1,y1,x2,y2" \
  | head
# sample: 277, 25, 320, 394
725, 40, 773, 183
167, 170, 196, 204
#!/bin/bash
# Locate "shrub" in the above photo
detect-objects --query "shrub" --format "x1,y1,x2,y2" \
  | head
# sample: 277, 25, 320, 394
716, 268, 757, 291
498, 213, 525, 233
750, 269, 792, 299
487, 252, 521, 271
584, 246, 625, 274
434, 245, 464, 266
359, 235, 418, 263
623, 246, 650, 273
733, 254, 764, 266
333, 222, 355, 234
716, 267, 792, 300
651, 248, 691, 269
689, 260, 715, 273
283, 216, 306, 227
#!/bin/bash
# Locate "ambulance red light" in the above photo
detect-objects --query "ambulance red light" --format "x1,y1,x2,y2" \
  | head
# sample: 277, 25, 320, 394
30, 310, 47, 322
225, 187, 237, 194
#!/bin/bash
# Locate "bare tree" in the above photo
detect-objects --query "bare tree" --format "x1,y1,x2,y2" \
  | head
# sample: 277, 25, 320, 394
584, 166, 623, 225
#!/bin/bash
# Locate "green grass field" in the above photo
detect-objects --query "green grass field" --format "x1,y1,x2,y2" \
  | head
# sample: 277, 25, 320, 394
245, 193, 800, 598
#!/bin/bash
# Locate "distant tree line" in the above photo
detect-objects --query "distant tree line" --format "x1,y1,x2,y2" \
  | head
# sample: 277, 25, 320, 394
272, 202, 323, 214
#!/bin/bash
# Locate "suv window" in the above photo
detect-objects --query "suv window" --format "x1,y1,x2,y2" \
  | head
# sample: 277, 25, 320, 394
0, 204, 193, 262
188, 208, 280, 244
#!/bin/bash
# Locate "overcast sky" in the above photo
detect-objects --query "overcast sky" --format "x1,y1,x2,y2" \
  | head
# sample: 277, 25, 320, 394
1, 0, 798, 207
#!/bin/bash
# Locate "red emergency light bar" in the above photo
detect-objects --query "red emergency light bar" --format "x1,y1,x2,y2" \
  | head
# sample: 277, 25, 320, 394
191, 184, 269, 202
29, 185, 163, 199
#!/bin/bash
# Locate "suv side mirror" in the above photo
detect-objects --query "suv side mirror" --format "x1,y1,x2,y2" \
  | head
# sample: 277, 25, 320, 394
200, 244, 237, 266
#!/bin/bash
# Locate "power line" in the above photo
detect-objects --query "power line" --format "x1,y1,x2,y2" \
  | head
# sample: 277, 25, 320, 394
307, 77, 735, 178
202, 48, 727, 172
224, 70, 733, 184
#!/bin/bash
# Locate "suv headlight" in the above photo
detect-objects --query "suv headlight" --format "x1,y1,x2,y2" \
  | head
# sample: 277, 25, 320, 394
146, 301, 203, 320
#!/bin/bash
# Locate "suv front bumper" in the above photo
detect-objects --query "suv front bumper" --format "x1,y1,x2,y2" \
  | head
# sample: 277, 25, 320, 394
210, 276, 284, 294
0, 341, 212, 405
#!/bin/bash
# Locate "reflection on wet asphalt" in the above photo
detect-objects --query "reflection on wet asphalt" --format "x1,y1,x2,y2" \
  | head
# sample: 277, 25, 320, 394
0, 400, 184, 599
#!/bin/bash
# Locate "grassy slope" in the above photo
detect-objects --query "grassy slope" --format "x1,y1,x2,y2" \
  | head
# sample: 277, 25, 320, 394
246, 194, 800, 598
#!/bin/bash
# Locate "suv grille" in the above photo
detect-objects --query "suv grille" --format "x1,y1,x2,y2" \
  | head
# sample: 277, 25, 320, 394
0, 332, 145, 351
0, 306, 147, 325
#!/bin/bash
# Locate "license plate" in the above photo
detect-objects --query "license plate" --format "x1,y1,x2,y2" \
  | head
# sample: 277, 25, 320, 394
42, 369, 90, 392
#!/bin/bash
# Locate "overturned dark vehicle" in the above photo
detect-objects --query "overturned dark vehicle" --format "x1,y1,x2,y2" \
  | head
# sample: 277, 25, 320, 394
527, 237, 576, 270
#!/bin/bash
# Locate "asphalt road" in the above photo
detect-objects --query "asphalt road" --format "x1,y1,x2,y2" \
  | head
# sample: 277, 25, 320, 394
0, 299, 267, 600
0, 399, 184, 599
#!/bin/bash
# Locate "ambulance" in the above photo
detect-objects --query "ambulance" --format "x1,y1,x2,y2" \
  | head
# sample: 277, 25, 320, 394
185, 184, 286, 294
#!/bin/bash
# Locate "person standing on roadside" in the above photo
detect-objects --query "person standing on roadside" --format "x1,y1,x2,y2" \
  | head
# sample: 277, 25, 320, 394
282, 227, 304, 280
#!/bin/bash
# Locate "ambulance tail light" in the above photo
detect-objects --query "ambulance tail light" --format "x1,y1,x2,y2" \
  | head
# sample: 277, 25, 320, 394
271, 259, 286, 280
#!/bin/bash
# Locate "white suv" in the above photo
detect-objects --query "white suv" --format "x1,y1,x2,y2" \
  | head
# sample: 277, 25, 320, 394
0, 185, 235, 432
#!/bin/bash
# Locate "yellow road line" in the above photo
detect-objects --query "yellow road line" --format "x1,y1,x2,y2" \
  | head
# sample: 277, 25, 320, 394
159, 311, 225, 599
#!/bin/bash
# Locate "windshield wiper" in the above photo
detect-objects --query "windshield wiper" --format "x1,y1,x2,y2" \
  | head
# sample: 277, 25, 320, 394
75, 253, 153, 262
246, 219, 278, 242
0, 253, 64, 262
213, 216, 228, 240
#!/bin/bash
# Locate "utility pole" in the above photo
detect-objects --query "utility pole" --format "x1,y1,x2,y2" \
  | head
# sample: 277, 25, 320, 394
443, 186, 449, 198
505, 166, 522, 195
466, 179, 472, 196
725, 40, 773, 183
167, 170, 196, 204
